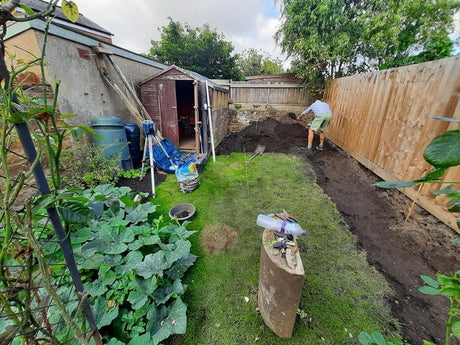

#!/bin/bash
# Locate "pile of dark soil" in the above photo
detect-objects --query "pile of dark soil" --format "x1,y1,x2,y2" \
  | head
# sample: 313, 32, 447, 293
121, 117, 459, 344
216, 117, 459, 345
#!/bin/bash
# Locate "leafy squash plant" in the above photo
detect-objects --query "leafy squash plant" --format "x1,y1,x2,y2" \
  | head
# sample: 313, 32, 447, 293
359, 126, 460, 345
36, 184, 197, 344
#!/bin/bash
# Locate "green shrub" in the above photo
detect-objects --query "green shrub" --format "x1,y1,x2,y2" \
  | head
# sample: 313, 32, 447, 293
61, 141, 122, 189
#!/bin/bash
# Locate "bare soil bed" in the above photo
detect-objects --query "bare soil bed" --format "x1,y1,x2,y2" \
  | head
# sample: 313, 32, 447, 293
121, 117, 459, 344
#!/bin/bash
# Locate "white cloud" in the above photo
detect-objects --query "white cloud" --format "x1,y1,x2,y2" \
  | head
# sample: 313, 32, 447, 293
75, 0, 289, 64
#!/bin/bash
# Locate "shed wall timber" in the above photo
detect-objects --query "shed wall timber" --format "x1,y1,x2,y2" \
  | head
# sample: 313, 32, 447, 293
228, 83, 312, 131
324, 56, 460, 230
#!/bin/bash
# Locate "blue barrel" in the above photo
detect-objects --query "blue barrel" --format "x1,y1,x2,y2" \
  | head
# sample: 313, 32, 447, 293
91, 117, 133, 171
124, 122, 142, 168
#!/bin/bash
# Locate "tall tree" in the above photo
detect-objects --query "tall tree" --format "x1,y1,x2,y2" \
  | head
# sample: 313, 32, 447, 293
276, 0, 460, 85
237, 48, 284, 77
148, 18, 242, 80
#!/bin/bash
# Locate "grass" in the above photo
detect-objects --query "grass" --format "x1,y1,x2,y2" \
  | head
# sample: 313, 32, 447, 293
150, 152, 399, 345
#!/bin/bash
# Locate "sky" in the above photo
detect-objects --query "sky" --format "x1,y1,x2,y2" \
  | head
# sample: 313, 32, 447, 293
74, 0, 290, 67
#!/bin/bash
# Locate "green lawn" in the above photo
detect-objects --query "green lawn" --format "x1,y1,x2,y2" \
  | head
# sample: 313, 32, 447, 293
151, 153, 399, 345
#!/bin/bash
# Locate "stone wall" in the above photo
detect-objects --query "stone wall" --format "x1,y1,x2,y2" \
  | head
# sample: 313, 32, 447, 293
228, 103, 309, 132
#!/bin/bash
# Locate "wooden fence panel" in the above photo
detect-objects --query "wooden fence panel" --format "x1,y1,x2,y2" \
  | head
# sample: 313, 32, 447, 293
230, 83, 310, 105
325, 56, 460, 230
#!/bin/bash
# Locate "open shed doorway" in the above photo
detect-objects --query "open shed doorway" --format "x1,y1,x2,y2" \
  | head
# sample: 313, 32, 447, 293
176, 80, 198, 151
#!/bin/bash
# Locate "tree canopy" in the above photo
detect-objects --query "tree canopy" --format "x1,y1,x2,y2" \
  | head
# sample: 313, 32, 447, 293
237, 48, 284, 77
148, 18, 242, 80
276, 0, 460, 85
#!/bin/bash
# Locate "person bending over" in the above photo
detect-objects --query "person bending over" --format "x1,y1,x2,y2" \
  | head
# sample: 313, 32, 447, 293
297, 100, 332, 151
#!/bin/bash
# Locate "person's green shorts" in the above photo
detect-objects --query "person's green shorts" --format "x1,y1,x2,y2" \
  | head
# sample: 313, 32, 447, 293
310, 113, 332, 131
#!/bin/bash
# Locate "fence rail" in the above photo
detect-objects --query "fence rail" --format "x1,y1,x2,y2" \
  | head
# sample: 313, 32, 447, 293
325, 56, 460, 231
230, 82, 311, 105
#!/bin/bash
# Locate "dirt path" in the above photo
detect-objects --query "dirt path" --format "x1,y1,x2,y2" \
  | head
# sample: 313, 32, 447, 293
216, 118, 459, 345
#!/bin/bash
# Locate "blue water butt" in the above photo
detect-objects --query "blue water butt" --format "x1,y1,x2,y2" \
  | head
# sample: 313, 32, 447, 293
124, 122, 142, 169
91, 117, 133, 170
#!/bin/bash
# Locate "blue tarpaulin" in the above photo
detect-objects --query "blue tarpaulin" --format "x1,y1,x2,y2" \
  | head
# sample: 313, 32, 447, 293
148, 138, 187, 173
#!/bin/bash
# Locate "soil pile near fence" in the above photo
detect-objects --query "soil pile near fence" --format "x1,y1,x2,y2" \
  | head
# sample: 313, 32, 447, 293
216, 117, 459, 345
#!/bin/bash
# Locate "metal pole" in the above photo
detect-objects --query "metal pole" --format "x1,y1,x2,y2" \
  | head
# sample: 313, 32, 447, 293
15, 122, 102, 345
139, 137, 148, 181
205, 80, 216, 162
147, 135, 156, 197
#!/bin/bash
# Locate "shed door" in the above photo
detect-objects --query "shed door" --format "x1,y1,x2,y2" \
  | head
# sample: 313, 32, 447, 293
158, 80, 179, 147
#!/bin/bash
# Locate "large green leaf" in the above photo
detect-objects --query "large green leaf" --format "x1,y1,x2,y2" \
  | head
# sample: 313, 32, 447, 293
88, 201, 104, 219
424, 130, 460, 168
374, 181, 416, 189
106, 242, 129, 255
93, 297, 119, 328
81, 239, 109, 254
99, 267, 117, 286
85, 280, 108, 297
451, 320, 460, 338
153, 279, 185, 305
128, 235, 160, 250
433, 185, 460, 197
415, 167, 447, 182
133, 276, 158, 295
126, 203, 157, 224
32, 194, 55, 213
127, 334, 151, 345
135, 252, 170, 278
420, 274, 439, 288
370, 332, 386, 345
127, 290, 148, 309
107, 338, 126, 345
418, 286, 441, 295
162, 240, 192, 266
150, 298, 187, 344
70, 227, 91, 244
132, 225, 156, 236
120, 250, 144, 274
58, 200, 91, 224
104, 254, 123, 266
79, 253, 105, 269
165, 254, 197, 280
19, 3, 36, 15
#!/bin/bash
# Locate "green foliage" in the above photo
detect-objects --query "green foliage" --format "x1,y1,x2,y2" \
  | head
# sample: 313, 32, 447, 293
148, 18, 242, 80
358, 331, 410, 345
372, 125, 460, 345
50, 184, 197, 344
60, 141, 122, 189
276, 0, 460, 87
118, 168, 144, 179
237, 48, 284, 77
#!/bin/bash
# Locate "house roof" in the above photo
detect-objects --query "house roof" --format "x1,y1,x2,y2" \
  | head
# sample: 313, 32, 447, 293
19, 0, 113, 38
140, 65, 229, 93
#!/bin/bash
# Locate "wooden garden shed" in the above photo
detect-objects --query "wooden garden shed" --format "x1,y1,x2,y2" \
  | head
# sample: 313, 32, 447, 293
140, 65, 230, 153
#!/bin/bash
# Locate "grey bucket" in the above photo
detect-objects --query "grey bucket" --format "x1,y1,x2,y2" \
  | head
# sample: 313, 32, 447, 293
91, 117, 133, 170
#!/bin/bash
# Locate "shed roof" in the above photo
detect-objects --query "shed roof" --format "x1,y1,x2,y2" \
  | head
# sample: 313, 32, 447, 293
20, 0, 113, 38
140, 65, 229, 93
